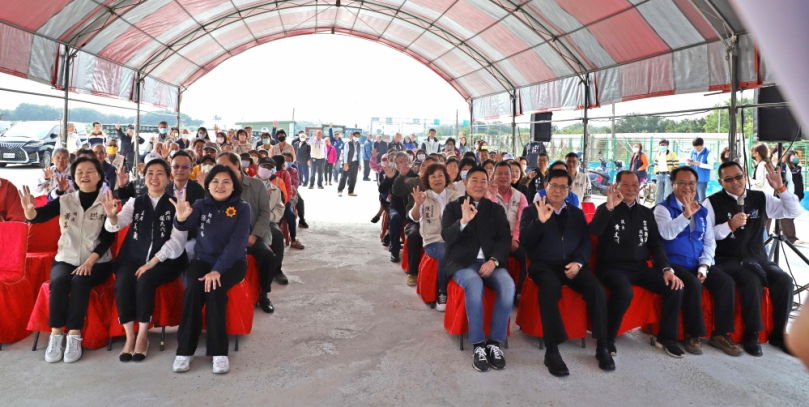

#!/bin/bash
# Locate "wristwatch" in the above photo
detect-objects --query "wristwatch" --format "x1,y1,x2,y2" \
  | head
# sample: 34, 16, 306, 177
489, 258, 499, 267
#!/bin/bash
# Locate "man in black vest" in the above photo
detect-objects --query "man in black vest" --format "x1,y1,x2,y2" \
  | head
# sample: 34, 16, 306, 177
442, 166, 514, 372
521, 169, 613, 376
705, 161, 804, 356
337, 131, 362, 197
590, 170, 685, 358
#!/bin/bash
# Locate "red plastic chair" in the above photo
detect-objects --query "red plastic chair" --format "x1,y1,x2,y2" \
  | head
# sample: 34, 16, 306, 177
0, 222, 34, 347
582, 201, 596, 217
26, 216, 61, 297
401, 238, 409, 273
416, 254, 439, 305
201, 276, 255, 351
506, 257, 521, 286
444, 279, 511, 350
729, 287, 774, 343
27, 274, 116, 350
515, 278, 588, 348
107, 277, 184, 351
246, 255, 262, 304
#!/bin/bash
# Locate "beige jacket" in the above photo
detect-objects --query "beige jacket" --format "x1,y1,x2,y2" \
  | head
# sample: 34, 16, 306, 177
55, 191, 112, 266
415, 188, 464, 245
234, 143, 254, 155
267, 182, 285, 223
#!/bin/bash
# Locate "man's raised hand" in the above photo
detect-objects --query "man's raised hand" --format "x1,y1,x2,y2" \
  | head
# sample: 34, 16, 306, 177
535, 196, 554, 223
460, 196, 478, 225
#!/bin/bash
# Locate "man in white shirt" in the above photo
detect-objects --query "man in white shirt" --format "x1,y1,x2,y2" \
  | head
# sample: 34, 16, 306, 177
565, 152, 591, 202
308, 130, 327, 189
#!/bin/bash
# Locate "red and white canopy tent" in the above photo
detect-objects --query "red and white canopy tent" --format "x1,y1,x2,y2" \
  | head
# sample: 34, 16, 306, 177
0, 0, 775, 162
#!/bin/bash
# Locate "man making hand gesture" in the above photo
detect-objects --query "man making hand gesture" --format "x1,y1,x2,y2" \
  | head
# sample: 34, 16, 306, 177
520, 169, 612, 376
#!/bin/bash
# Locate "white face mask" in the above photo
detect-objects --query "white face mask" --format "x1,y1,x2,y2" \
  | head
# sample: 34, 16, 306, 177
417, 154, 426, 161
632, 147, 640, 153
241, 160, 251, 168
461, 170, 469, 180
217, 137, 225, 143
257, 167, 274, 179
201, 164, 213, 172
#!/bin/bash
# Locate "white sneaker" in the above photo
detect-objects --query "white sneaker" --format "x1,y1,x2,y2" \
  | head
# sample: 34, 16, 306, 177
173, 356, 193, 372
44, 334, 65, 363
212, 356, 230, 374
63, 335, 83, 363
338, 192, 343, 197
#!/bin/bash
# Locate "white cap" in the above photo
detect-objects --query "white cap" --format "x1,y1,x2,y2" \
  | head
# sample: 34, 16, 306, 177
144, 152, 162, 164
261, 127, 270, 133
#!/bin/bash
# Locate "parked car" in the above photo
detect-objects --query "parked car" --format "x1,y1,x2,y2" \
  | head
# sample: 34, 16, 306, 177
0, 121, 11, 136
0, 121, 85, 168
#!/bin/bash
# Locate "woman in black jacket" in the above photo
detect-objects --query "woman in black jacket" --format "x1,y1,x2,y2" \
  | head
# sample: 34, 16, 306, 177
102, 158, 188, 362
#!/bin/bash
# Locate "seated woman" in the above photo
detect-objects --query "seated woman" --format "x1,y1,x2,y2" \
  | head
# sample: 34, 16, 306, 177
19, 157, 115, 363
102, 158, 188, 362
171, 165, 250, 374
408, 163, 463, 311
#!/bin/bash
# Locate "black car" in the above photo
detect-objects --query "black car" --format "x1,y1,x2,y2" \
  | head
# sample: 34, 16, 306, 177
0, 121, 63, 168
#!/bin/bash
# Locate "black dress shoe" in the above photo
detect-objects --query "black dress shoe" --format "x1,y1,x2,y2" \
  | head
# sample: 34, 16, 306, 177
743, 332, 763, 357
544, 351, 569, 377
596, 347, 616, 371
274, 271, 289, 285
607, 341, 617, 356
298, 220, 309, 229
390, 254, 400, 263
382, 235, 390, 247
259, 298, 275, 314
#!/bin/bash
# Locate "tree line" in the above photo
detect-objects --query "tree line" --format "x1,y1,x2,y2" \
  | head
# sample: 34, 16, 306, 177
0, 103, 204, 126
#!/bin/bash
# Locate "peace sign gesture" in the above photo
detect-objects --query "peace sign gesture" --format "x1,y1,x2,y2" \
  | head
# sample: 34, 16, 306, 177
411, 186, 427, 207
460, 196, 478, 225
169, 189, 193, 222
535, 196, 554, 223
99, 190, 118, 220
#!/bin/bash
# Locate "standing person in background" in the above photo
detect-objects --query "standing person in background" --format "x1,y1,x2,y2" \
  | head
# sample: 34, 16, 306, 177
421, 129, 441, 154
114, 123, 143, 172
325, 138, 337, 186
629, 143, 649, 184
403, 135, 417, 151
458, 134, 469, 155
751, 143, 773, 195
687, 138, 715, 203
308, 130, 327, 189
374, 135, 388, 164
337, 131, 362, 197
57, 122, 82, 161
388, 133, 405, 152
522, 139, 547, 172
269, 129, 295, 162
362, 134, 374, 181
720, 147, 731, 163
654, 139, 679, 204
328, 124, 344, 184
526, 153, 550, 200
91, 144, 119, 193
233, 130, 253, 155
566, 152, 591, 203
443, 138, 460, 158
178, 129, 191, 150
293, 131, 311, 187
781, 150, 805, 245
257, 123, 277, 151
105, 139, 126, 172
87, 122, 106, 147
154, 122, 172, 145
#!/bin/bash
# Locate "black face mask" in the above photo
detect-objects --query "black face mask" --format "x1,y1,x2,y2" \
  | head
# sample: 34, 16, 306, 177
278, 136, 286, 143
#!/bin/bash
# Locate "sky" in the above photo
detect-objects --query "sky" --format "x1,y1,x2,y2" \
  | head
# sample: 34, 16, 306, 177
0, 34, 750, 131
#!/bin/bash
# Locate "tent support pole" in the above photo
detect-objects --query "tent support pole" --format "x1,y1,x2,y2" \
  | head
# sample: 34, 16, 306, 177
729, 40, 739, 161
134, 72, 142, 180
582, 77, 590, 171
176, 91, 182, 131
61, 48, 71, 147
469, 101, 473, 139
511, 90, 517, 155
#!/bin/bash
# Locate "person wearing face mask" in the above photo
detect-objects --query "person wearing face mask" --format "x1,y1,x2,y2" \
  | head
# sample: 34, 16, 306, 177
153, 121, 171, 145
105, 139, 126, 172
190, 144, 219, 181
293, 131, 311, 187
654, 139, 679, 204
256, 157, 291, 283
415, 149, 427, 164
196, 127, 209, 141
337, 131, 363, 197
362, 134, 374, 181
325, 138, 337, 186
177, 129, 191, 149
628, 143, 649, 184
240, 153, 256, 177
270, 129, 295, 162
308, 130, 328, 189
167, 142, 180, 159
328, 124, 345, 183
215, 132, 227, 149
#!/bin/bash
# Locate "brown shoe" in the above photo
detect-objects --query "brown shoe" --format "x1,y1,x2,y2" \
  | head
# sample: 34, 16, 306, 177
406, 274, 417, 286
684, 334, 703, 355
709, 334, 743, 356
290, 240, 305, 250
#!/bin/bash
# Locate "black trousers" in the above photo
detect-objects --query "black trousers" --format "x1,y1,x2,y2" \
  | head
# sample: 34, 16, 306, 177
325, 163, 334, 183
176, 260, 247, 357
49, 261, 114, 330
338, 161, 360, 193
114, 262, 182, 324
511, 246, 527, 293
246, 237, 276, 294
599, 266, 683, 342
716, 258, 793, 339
529, 262, 607, 346
363, 160, 371, 180
404, 221, 422, 275
670, 264, 736, 336
295, 193, 305, 222
270, 224, 284, 273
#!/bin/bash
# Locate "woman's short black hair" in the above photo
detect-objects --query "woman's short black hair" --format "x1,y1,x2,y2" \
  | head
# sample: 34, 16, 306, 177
271, 154, 285, 171
204, 164, 243, 200
144, 157, 171, 176
70, 156, 105, 191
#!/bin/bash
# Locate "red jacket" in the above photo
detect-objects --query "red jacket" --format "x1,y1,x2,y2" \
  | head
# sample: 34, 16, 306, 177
0, 178, 25, 222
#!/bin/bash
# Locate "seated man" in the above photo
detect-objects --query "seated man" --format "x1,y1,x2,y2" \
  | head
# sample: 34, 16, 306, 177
654, 166, 742, 356
489, 162, 528, 302
442, 166, 514, 372
521, 169, 613, 376
589, 170, 685, 358
36, 147, 71, 195
705, 161, 804, 355
533, 161, 580, 208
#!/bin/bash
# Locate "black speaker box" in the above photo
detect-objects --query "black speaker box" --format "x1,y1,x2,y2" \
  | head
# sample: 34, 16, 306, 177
530, 112, 553, 142
756, 86, 805, 142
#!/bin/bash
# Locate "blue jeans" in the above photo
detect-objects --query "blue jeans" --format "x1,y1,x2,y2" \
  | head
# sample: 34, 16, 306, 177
424, 242, 447, 295
655, 173, 673, 204
389, 209, 404, 255
452, 261, 515, 344
310, 158, 326, 187
283, 204, 297, 241
696, 182, 708, 203
298, 162, 309, 186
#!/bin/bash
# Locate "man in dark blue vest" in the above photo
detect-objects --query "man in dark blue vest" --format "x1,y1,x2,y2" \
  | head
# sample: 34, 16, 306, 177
686, 138, 714, 202
705, 161, 804, 356
654, 166, 741, 356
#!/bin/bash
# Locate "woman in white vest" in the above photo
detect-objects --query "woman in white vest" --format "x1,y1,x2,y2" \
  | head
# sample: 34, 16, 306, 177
19, 157, 115, 364
101, 158, 188, 363
408, 163, 464, 312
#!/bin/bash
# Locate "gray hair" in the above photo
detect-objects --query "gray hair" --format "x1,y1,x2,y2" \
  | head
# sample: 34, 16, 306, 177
52, 147, 69, 157
393, 151, 410, 164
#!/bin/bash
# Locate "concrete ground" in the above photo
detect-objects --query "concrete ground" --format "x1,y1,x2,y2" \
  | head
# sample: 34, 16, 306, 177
1, 165, 808, 406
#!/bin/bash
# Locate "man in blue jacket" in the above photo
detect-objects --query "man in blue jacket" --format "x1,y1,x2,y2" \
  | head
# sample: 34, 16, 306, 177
521, 169, 612, 376
362, 135, 374, 181
686, 138, 714, 202
653, 166, 742, 356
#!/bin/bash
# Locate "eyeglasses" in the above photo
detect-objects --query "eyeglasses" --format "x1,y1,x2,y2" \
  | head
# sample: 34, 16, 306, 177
721, 174, 744, 183
171, 165, 191, 170
547, 183, 569, 192
674, 181, 697, 188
